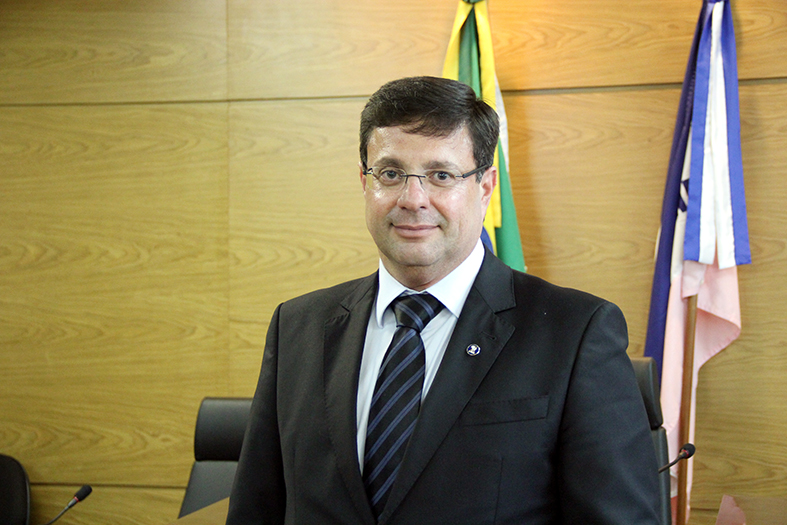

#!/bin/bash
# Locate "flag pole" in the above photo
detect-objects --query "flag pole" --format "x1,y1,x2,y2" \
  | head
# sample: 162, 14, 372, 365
676, 293, 698, 525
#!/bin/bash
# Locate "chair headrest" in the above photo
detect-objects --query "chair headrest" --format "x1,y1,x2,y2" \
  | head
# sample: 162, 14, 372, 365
629, 357, 663, 429
0, 453, 30, 525
194, 397, 253, 461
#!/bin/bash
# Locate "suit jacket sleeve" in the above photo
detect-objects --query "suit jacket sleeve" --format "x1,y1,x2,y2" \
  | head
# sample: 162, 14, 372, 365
226, 304, 286, 525
556, 301, 660, 523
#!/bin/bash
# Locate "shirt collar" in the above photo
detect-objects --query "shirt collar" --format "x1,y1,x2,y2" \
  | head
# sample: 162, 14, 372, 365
374, 240, 485, 327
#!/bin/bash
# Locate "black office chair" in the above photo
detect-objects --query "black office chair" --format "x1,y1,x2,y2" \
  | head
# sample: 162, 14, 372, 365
178, 397, 253, 517
630, 356, 671, 525
0, 454, 30, 525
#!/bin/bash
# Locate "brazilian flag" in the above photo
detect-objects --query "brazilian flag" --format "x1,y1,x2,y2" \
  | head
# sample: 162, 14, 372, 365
443, 0, 526, 272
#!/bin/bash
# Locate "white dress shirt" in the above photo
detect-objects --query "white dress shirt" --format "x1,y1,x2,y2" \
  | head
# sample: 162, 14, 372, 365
356, 240, 486, 469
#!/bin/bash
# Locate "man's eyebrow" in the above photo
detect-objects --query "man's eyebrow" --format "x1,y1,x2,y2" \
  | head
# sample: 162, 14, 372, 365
370, 157, 461, 171
369, 156, 404, 168
423, 160, 461, 171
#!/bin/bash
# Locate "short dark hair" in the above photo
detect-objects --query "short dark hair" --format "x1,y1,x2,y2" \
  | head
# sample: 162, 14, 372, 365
359, 76, 499, 174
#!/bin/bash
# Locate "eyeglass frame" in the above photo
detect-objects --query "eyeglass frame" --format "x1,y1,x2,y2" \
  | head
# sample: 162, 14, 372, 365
362, 164, 491, 190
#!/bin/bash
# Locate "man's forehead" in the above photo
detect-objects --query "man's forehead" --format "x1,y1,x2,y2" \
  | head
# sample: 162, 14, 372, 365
390, 122, 468, 139
368, 124, 471, 145
367, 125, 474, 166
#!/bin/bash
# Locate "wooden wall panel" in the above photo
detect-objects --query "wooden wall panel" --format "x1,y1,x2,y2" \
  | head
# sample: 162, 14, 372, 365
505, 86, 680, 352
0, 0, 227, 105
492, 0, 787, 91
733, 1, 787, 81
491, 0, 699, 90
227, 99, 378, 393
0, 104, 230, 486
689, 81, 787, 515
228, 0, 787, 100
2, 1, 786, 524
505, 80, 787, 521
228, 0, 457, 99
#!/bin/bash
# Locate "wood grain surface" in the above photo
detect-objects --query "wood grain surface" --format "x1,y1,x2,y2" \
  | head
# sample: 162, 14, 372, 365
1, 1, 786, 524
227, 99, 378, 393
0, 103, 230, 485
689, 81, 787, 515
227, 0, 457, 100
491, 0, 787, 90
0, 0, 227, 104
504, 86, 680, 352
31, 484, 185, 525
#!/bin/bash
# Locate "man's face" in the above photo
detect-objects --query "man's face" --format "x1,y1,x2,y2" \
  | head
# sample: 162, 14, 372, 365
360, 125, 496, 290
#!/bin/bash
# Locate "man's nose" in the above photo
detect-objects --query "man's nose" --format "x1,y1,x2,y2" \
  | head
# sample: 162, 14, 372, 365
397, 175, 430, 207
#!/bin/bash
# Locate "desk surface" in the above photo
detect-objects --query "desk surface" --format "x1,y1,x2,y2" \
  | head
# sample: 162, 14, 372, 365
169, 498, 228, 525
716, 494, 787, 525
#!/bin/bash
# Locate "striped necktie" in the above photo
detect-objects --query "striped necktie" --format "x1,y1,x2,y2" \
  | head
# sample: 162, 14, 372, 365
363, 292, 444, 519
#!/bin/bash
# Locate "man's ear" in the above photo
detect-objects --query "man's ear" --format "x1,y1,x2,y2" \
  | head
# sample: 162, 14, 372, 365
480, 166, 498, 209
359, 162, 368, 193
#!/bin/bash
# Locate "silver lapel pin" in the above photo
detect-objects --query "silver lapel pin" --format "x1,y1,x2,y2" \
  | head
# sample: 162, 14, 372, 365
466, 344, 481, 356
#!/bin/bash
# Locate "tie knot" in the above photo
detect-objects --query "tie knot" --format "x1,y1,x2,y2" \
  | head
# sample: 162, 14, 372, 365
392, 293, 444, 332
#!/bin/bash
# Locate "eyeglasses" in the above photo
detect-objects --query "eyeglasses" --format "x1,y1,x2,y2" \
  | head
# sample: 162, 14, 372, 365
363, 165, 490, 191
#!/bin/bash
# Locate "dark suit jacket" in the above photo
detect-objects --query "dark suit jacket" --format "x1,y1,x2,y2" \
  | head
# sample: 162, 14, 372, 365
227, 252, 661, 524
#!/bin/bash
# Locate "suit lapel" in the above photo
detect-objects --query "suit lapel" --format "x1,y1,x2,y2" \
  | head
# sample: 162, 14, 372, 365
323, 274, 378, 524
380, 253, 517, 523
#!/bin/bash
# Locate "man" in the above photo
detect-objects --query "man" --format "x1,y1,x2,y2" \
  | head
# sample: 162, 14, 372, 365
226, 76, 660, 524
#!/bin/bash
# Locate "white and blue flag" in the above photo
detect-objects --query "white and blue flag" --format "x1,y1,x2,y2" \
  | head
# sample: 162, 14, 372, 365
644, 0, 750, 519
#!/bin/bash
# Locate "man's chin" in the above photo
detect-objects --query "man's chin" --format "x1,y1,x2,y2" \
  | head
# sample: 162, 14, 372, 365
382, 245, 438, 270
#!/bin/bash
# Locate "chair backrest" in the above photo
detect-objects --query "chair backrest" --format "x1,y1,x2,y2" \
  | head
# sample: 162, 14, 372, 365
179, 370, 670, 520
630, 356, 672, 525
178, 397, 253, 518
0, 454, 30, 525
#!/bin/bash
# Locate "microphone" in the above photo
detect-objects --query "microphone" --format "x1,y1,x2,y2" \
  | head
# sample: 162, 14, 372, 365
658, 443, 696, 473
40, 485, 92, 525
